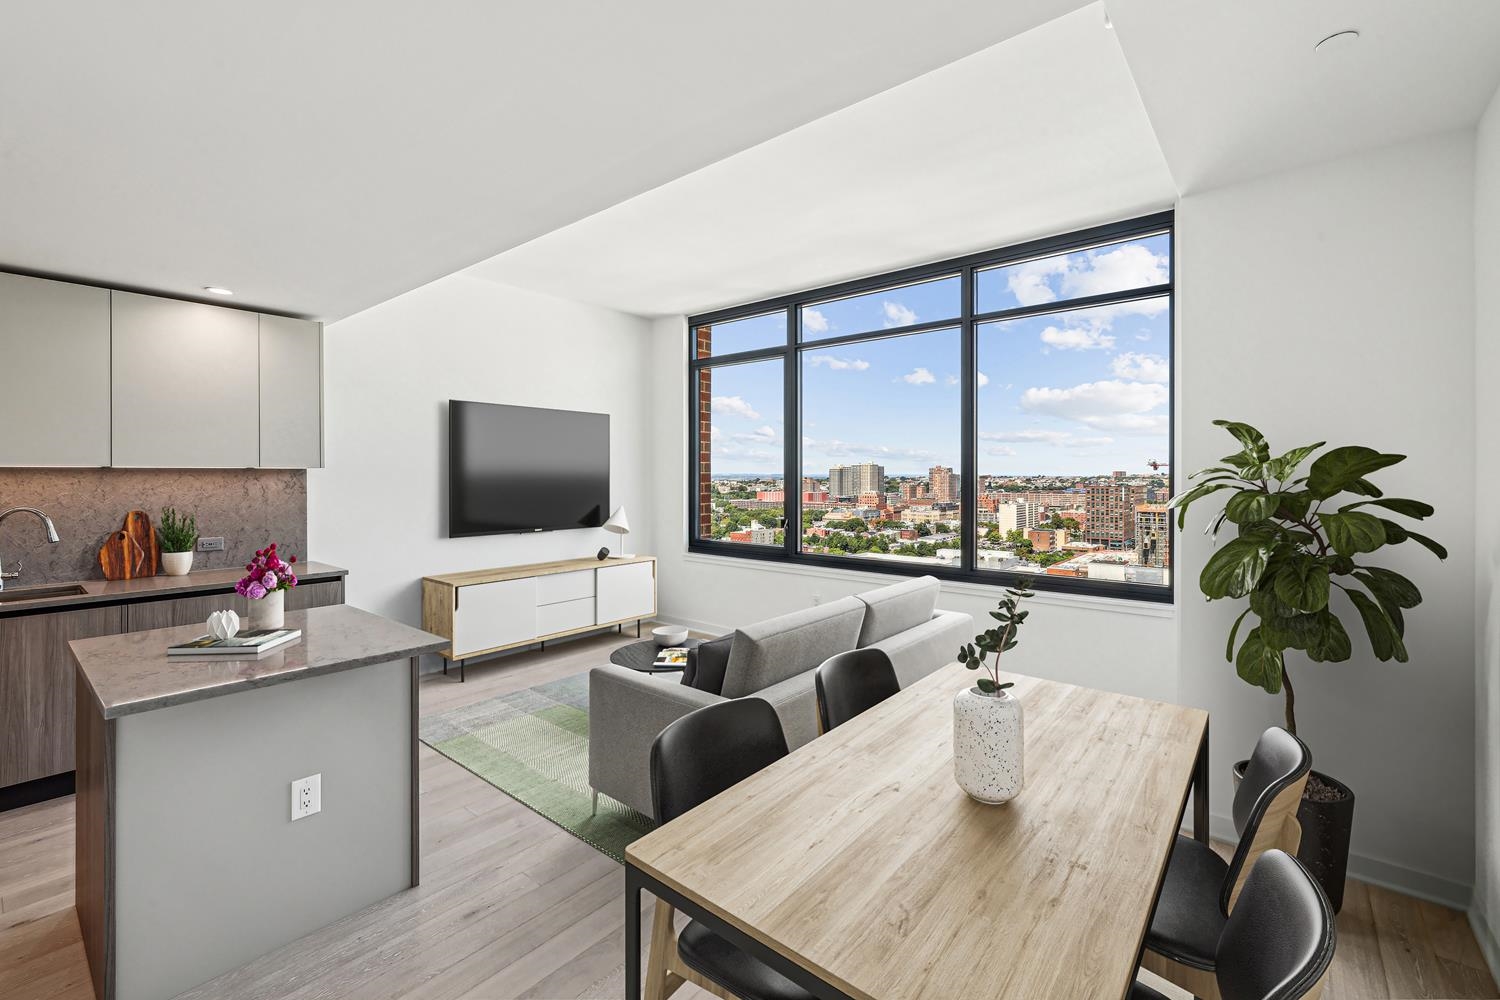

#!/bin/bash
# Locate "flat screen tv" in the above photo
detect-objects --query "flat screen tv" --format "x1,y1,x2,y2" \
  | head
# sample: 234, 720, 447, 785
448, 400, 609, 537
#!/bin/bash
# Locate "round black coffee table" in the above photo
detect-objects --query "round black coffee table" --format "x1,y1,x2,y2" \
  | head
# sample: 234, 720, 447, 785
610, 637, 702, 673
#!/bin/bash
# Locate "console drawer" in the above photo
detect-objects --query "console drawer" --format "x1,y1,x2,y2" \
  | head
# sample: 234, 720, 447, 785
536, 596, 595, 637
535, 569, 595, 606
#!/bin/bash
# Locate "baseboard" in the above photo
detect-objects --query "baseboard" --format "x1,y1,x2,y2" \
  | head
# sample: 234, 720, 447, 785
0, 771, 75, 812
1203, 812, 1472, 910
1472, 906, 1500, 987
651, 612, 731, 637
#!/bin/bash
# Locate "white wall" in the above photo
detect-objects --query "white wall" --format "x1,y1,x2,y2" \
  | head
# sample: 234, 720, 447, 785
1474, 83, 1500, 967
308, 273, 653, 631
1177, 130, 1478, 905
645, 318, 1180, 705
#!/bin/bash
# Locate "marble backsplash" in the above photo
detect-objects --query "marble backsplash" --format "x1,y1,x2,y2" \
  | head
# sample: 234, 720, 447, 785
0, 469, 307, 585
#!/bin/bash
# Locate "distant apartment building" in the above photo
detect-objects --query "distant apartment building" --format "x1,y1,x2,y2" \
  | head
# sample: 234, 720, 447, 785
857, 490, 889, 511
992, 500, 1040, 534
729, 522, 777, 545
1113, 470, 1127, 480
801, 477, 820, 494
829, 462, 884, 499
929, 465, 959, 502
901, 481, 926, 501
1086, 484, 1149, 550
1058, 508, 1088, 529
1136, 503, 1172, 569
1028, 528, 1067, 551
802, 490, 830, 504
756, 489, 785, 503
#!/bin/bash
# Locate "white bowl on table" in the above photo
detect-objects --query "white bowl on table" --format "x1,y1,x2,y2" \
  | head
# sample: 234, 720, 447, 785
652, 625, 689, 647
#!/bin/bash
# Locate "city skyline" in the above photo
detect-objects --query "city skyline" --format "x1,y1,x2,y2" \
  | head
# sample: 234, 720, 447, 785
705, 234, 1171, 478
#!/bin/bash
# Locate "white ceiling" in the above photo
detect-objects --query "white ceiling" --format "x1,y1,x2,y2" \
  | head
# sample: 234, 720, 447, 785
1108, 0, 1500, 193
0, 0, 1087, 320
470, 4, 1178, 318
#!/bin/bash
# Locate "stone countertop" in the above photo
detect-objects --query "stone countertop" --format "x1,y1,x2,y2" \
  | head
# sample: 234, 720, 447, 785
70, 604, 447, 719
0, 561, 347, 617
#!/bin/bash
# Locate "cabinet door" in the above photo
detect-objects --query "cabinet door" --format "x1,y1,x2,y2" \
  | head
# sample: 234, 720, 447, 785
285, 579, 343, 611
452, 578, 536, 657
110, 291, 259, 468
259, 315, 323, 468
596, 561, 655, 624
124, 592, 238, 631
0, 605, 123, 786
0, 273, 111, 466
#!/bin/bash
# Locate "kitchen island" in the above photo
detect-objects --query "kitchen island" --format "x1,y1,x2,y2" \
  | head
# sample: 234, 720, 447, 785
70, 603, 446, 1000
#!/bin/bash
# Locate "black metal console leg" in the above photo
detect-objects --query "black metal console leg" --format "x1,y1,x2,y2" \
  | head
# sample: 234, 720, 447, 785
625, 866, 642, 1000
460, 658, 466, 683
636, 619, 641, 638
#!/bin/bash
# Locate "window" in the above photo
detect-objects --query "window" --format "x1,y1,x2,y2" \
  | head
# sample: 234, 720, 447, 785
689, 213, 1173, 602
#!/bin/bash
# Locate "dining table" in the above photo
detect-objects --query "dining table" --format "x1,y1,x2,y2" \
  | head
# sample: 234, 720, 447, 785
624, 661, 1210, 1000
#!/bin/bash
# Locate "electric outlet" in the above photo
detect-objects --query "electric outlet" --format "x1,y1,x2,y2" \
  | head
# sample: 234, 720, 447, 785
197, 536, 226, 552
291, 773, 321, 821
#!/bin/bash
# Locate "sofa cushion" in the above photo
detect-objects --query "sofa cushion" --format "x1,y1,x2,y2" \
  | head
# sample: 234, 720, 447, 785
682, 634, 733, 695
719, 597, 865, 700
856, 576, 940, 647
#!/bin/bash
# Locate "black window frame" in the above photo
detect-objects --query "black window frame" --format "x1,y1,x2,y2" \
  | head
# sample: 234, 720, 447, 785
687, 211, 1174, 605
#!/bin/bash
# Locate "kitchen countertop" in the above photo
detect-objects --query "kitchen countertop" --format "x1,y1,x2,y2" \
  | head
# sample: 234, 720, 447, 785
0, 561, 347, 616
70, 604, 446, 719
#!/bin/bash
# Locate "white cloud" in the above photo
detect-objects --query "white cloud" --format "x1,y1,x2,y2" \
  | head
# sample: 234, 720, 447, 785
803, 308, 830, 334
979, 371, 991, 388
1040, 325, 1115, 351
1110, 352, 1169, 384
986, 445, 1019, 458
945, 371, 990, 388
1020, 379, 1168, 433
803, 437, 941, 465
979, 428, 1117, 448
1005, 257, 1069, 306
733, 425, 779, 443
945, 374, 959, 387
901, 367, 936, 385
1062, 244, 1168, 301
806, 354, 869, 371
1135, 332, 1152, 342
711, 395, 761, 420
883, 301, 917, 327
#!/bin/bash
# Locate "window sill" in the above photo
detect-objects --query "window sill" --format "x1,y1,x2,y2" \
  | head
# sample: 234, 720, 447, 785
678, 550, 1177, 620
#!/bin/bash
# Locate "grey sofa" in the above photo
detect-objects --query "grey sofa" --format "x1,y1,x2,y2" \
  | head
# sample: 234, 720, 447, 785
587, 575, 972, 817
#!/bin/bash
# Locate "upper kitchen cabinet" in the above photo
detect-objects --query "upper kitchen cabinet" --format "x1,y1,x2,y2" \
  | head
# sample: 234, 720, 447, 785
259, 315, 323, 468
111, 291, 261, 468
0, 273, 111, 466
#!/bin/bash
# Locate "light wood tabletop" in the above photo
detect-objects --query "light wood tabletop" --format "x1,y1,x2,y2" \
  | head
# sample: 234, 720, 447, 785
624, 662, 1209, 1000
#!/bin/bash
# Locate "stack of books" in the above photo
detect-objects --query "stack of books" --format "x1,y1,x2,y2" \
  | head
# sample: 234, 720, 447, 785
168, 628, 302, 657
654, 646, 690, 669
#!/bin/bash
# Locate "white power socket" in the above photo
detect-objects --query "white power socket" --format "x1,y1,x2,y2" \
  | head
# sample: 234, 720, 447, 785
291, 773, 322, 821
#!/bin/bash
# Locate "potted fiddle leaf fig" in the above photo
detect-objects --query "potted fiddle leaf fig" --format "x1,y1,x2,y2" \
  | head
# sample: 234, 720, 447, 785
1171, 420, 1446, 912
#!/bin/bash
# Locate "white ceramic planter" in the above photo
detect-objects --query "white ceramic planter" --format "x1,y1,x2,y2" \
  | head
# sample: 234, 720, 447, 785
247, 589, 285, 630
160, 551, 194, 576
953, 686, 1024, 804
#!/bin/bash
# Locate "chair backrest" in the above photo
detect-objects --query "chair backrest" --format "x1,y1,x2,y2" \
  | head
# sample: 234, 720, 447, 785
1217, 850, 1336, 1000
815, 647, 901, 732
649, 697, 790, 825
1222, 727, 1311, 913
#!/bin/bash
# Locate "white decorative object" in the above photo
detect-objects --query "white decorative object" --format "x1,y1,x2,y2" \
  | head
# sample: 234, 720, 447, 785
161, 550, 194, 576
953, 686, 1023, 804
207, 609, 240, 640
247, 588, 285, 630
652, 625, 688, 647
603, 506, 631, 556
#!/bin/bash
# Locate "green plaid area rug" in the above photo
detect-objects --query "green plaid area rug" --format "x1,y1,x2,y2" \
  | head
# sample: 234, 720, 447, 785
419, 672, 654, 863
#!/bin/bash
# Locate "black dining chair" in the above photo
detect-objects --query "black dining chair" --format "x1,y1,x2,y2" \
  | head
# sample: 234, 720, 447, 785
814, 647, 900, 733
1132, 849, 1336, 1000
646, 698, 813, 1000
1141, 727, 1312, 1000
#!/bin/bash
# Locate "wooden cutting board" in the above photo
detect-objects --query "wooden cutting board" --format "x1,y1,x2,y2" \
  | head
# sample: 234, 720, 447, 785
121, 509, 159, 576
98, 530, 146, 581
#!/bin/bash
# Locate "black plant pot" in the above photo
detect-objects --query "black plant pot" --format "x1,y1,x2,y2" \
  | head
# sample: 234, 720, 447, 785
1232, 762, 1354, 913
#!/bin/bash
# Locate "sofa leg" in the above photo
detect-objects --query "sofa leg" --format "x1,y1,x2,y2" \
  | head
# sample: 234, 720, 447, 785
591, 790, 599, 816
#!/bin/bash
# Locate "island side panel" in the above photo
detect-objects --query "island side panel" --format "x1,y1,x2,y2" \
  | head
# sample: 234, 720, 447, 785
75, 674, 114, 1000
111, 657, 412, 1000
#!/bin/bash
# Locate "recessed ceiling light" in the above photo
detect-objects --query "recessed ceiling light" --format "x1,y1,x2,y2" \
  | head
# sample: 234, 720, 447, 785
1314, 29, 1359, 53
202, 285, 234, 296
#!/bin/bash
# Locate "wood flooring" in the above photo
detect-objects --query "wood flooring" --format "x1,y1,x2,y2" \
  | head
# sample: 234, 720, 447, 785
0, 624, 1493, 999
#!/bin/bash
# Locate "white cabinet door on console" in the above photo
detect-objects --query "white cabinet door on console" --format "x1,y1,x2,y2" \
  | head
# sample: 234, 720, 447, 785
596, 562, 654, 625
452, 578, 536, 658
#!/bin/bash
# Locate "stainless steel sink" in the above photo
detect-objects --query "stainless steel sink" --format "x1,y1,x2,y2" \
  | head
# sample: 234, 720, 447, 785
0, 584, 90, 604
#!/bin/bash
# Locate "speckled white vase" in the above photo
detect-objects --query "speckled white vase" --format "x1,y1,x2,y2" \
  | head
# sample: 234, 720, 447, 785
953, 686, 1023, 804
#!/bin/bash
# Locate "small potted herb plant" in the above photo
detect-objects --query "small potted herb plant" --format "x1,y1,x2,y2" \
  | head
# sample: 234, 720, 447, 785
952, 580, 1032, 804
158, 507, 198, 576
1172, 420, 1445, 911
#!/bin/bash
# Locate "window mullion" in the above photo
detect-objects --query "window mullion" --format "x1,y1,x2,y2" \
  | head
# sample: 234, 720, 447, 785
961, 266, 977, 576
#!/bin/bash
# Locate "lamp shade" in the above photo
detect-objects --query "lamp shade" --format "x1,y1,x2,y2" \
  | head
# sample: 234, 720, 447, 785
603, 506, 631, 535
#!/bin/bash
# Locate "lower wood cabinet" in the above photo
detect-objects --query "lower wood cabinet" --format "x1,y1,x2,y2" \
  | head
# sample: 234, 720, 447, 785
2, 576, 346, 790
0, 605, 124, 787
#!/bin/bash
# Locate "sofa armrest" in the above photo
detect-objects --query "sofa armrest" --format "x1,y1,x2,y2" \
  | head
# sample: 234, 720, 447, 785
869, 609, 974, 688
752, 671, 820, 750
588, 665, 723, 817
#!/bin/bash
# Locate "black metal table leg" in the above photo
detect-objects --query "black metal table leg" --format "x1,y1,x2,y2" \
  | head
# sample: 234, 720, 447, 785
626, 865, 642, 1000
1193, 720, 1209, 843
460, 658, 466, 683
636, 619, 641, 638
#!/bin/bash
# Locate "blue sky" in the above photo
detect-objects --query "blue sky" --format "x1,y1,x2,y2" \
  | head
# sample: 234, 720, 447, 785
706, 235, 1170, 477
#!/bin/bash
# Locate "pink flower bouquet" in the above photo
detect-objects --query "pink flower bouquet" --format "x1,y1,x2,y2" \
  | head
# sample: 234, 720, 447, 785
236, 543, 299, 600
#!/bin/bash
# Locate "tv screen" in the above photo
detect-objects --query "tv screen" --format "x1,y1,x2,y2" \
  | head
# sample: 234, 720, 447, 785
448, 400, 609, 537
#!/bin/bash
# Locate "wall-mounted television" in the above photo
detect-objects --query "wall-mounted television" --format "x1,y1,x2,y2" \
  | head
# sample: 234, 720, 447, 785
448, 400, 609, 537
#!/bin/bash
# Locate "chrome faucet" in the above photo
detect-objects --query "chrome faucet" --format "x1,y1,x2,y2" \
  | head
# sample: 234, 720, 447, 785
0, 507, 61, 591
